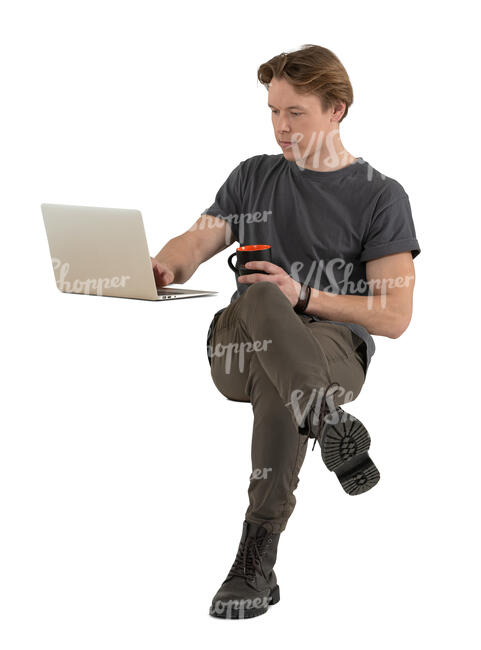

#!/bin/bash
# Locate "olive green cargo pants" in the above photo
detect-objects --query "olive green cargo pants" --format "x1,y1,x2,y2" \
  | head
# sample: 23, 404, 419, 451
206, 282, 367, 534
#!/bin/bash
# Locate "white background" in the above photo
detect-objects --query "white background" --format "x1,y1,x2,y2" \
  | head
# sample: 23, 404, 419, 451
1, 0, 480, 648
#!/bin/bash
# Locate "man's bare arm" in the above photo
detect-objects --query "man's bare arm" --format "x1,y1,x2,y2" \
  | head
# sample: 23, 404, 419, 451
304, 252, 416, 338
152, 214, 235, 286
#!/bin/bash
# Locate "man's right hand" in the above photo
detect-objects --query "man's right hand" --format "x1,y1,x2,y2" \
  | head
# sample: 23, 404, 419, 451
151, 257, 175, 288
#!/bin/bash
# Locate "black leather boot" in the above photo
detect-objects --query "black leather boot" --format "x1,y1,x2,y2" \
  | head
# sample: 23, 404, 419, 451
299, 381, 381, 495
209, 520, 281, 619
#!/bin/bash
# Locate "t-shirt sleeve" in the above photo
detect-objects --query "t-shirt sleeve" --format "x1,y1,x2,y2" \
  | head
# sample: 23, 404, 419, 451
360, 187, 421, 262
201, 161, 245, 242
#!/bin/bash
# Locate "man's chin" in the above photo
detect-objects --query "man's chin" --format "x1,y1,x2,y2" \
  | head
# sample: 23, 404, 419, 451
280, 148, 302, 163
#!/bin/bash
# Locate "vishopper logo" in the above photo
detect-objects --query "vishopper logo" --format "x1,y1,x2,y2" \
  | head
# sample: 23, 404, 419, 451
194, 210, 271, 245
250, 467, 273, 480
285, 382, 356, 430
207, 338, 273, 375
51, 258, 131, 295
289, 259, 415, 310
285, 128, 386, 181
211, 595, 271, 619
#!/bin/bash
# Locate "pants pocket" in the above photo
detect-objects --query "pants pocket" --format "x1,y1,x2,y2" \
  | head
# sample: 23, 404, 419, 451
352, 333, 368, 375
206, 307, 227, 366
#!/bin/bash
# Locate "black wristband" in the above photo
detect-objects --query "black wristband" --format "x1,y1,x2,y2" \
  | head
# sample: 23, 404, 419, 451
294, 284, 311, 314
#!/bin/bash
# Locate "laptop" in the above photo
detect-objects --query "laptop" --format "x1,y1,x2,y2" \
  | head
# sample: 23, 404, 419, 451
41, 203, 218, 301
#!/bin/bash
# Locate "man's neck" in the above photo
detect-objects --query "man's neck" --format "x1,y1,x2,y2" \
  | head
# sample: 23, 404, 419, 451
296, 149, 357, 172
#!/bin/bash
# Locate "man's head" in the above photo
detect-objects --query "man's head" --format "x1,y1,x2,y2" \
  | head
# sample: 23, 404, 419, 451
257, 45, 354, 169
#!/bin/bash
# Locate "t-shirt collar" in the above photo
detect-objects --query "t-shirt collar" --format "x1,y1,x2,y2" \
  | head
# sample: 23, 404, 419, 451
287, 156, 365, 180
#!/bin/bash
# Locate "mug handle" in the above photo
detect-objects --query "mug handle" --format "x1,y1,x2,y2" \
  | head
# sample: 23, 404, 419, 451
227, 252, 238, 272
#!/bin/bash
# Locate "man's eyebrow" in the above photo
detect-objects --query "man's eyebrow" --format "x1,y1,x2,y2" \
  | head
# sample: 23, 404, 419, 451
268, 103, 306, 110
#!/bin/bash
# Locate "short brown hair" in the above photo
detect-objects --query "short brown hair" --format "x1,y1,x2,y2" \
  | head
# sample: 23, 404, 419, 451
257, 44, 353, 123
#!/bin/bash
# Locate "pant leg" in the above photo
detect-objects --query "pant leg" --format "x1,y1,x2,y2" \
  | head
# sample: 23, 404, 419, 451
244, 353, 309, 532
208, 319, 309, 532
207, 281, 366, 533
209, 281, 364, 423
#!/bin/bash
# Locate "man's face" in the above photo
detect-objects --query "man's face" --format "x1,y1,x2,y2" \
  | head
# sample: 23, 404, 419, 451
267, 77, 341, 166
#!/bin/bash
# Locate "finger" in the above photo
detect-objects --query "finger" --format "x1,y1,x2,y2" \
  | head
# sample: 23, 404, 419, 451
244, 260, 276, 272
238, 274, 276, 284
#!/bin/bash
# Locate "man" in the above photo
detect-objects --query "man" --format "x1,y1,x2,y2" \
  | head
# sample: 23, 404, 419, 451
152, 44, 421, 619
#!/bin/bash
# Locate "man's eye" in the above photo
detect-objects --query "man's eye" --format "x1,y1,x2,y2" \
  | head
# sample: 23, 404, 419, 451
271, 110, 301, 116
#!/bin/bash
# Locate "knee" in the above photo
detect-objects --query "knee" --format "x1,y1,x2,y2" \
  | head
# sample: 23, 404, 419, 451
237, 283, 290, 331
241, 281, 285, 309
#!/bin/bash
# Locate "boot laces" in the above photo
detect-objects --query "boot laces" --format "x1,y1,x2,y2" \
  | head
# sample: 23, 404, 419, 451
227, 532, 272, 583
311, 381, 341, 452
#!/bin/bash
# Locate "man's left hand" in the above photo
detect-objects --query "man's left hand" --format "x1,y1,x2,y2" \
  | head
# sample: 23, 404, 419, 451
237, 261, 301, 307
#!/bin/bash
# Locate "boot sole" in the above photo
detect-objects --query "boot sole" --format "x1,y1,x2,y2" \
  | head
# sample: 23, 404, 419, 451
209, 584, 280, 619
321, 410, 380, 495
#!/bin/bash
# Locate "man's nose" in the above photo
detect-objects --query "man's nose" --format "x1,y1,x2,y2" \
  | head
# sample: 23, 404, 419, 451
276, 116, 291, 133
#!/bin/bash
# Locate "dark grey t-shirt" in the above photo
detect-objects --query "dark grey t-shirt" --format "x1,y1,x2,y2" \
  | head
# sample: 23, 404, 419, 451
202, 154, 421, 372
